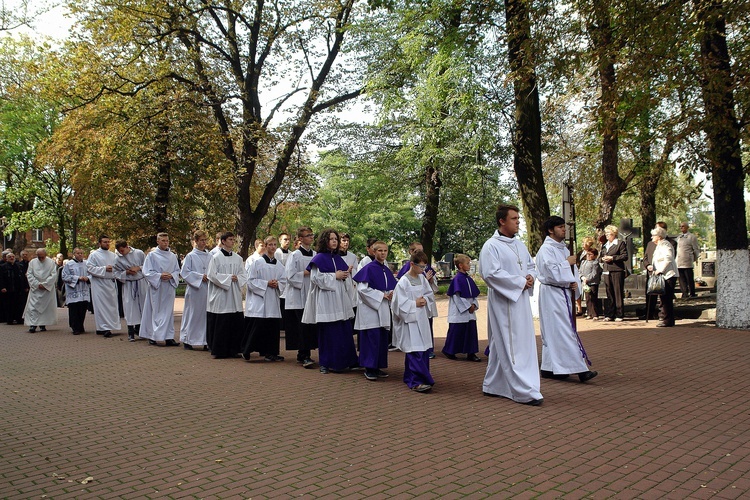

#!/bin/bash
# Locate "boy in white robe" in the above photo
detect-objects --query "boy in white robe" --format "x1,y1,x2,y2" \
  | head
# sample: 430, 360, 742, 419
283, 227, 317, 367
114, 240, 147, 341
443, 254, 481, 361
62, 248, 91, 335
180, 230, 211, 350
242, 236, 287, 361
140, 233, 181, 346
87, 235, 122, 337
479, 204, 543, 406
207, 232, 247, 359
352, 241, 396, 381
536, 217, 597, 383
392, 250, 436, 392
24, 248, 58, 332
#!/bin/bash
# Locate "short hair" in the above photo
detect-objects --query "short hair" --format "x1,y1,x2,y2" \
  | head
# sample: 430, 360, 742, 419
98, 234, 110, 243
371, 241, 387, 251
411, 250, 428, 264
73, 247, 83, 254
278, 232, 290, 239
543, 216, 566, 237
315, 228, 340, 254
408, 241, 422, 252
651, 227, 667, 239
193, 230, 207, 241
581, 236, 595, 249
156, 232, 169, 240
453, 253, 471, 266
656, 221, 667, 230
586, 248, 599, 257
254, 239, 264, 248
220, 231, 234, 242
263, 236, 277, 245
366, 237, 378, 248
495, 204, 520, 226
340, 232, 350, 240
604, 225, 619, 237
114, 239, 128, 250
297, 226, 313, 238
36, 248, 47, 255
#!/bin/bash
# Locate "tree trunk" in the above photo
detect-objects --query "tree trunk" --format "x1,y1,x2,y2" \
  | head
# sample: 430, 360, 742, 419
590, 0, 631, 231
505, 0, 549, 254
420, 164, 442, 262
152, 123, 172, 244
694, 0, 749, 329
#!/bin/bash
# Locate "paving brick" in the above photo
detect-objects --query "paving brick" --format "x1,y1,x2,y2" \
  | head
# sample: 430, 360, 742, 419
1, 299, 748, 498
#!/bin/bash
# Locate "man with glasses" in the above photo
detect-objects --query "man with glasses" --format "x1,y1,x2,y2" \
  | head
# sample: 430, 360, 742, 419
87, 235, 122, 337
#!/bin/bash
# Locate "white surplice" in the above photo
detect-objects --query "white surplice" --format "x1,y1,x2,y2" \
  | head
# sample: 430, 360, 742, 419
479, 231, 542, 403
353, 280, 392, 330
179, 247, 212, 346
207, 251, 247, 314
86, 248, 122, 331
245, 256, 286, 318
139, 248, 180, 342
283, 249, 315, 309
24, 257, 58, 327
301, 263, 354, 324
62, 259, 90, 304
536, 236, 587, 375
114, 247, 146, 326
391, 274, 434, 353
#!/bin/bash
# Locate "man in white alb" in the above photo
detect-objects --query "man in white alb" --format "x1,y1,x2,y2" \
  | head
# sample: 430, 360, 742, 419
114, 239, 147, 341
536, 216, 597, 383
87, 235, 122, 337
479, 204, 543, 406
24, 248, 57, 333
140, 233, 181, 347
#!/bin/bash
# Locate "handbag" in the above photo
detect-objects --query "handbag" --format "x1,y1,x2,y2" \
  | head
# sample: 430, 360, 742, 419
646, 274, 666, 295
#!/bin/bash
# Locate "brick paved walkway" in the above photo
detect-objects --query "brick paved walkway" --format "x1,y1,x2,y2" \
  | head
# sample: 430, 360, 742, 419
1, 298, 748, 499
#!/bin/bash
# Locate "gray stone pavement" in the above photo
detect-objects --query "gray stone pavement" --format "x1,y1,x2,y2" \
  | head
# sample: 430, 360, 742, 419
1, 297, 749, 499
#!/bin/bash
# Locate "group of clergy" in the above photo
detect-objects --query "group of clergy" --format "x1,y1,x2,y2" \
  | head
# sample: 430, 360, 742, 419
13, 206, 600, 403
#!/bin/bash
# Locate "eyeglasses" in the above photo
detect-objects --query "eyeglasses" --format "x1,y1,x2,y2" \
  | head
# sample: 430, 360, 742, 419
415, 264, 427, 269
301, 234, 314, 238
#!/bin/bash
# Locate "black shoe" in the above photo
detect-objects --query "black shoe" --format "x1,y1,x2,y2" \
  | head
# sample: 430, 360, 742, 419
183, 343, 194, 350
364, 371, 378, 381
72, 331, 80, 335
28, 326, 36, 333
241, 352, 250, 361
302, 358, 315, 369
319, 366, 329, 374
128, 334, 135, 342
96, 330, 105, 335
578, 370, 598, 383
39, 326, 46, 332
376, 369, 389, 378
467, 354, 482, 362
103, 331, 112, 338
522, 399, 544, 406
483, 391, 500, 398
165, 339, 180, 347
264, 355, 276, 362
203, 345, 209, 351
444, 352, 458, 360
148, 340, 157, 345
541, 370, 569, 380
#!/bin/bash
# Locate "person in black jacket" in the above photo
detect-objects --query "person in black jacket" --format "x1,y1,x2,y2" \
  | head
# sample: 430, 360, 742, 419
0, 252, 29, 324
600, 225, 628, 322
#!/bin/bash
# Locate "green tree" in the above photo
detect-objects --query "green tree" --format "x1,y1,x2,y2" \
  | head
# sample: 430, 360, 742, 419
66, 0, 372, 256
